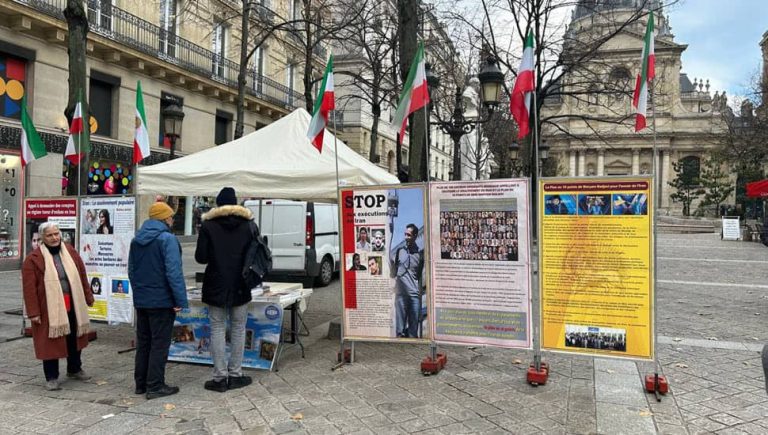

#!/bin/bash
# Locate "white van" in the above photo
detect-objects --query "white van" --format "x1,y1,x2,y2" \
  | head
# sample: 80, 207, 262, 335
244, 200, 339, 287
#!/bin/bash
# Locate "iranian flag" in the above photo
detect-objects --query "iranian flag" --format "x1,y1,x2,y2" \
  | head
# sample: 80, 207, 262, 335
64, 93, 89, 165
392, 41, 429, 144
133, 81, 151, 163
632, 13, 655, 132
20, 97, 47, 167
307, 55, 335, 152
510, 31, 535, 139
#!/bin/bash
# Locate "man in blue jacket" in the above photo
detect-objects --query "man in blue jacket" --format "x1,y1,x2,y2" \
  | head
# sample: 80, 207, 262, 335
128, 202, 188, 400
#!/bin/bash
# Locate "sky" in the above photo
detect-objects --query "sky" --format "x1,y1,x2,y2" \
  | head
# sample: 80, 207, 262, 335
667, 0, 767, 103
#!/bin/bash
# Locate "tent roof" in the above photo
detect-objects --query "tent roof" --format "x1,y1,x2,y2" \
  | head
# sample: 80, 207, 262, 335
137, 108, 399, 201
746, 179, 768, 198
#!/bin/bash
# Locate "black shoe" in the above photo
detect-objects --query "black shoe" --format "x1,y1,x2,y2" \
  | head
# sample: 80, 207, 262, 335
135, 386, 146, 395
204, 378, 228, 393
227, 375, 252, 390
146, 385, 179, 400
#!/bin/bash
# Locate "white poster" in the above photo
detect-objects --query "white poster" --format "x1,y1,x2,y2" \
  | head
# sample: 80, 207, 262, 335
429, 180, 532, 348
80, 197, 135, 323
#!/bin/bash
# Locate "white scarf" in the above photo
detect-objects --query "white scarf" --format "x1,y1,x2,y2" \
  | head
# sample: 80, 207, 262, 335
40, 244, 90, 338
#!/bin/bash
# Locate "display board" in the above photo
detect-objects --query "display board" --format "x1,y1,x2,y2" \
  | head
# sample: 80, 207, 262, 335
24, 198, 78, 258
428, 180, 532, 348
0, 151, 22, 270
721, 217, 741, 241
539, 177, 654, 360
168, 300, 283, 370
79, 196, 135, 323
340, 184, 430, 342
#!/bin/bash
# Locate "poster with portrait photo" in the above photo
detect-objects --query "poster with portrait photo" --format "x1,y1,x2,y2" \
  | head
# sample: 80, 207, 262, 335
23, 198, 78, 258
340, 184, 429, 342
80, 196, 135, 324
86, 272, 107, 321
429, 180, 532, 349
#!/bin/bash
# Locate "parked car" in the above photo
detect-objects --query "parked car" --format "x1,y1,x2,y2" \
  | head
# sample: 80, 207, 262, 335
244, 200, 339, 287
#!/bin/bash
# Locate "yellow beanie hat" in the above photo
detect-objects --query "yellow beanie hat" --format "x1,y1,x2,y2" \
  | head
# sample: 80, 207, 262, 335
149, 202, 174, 220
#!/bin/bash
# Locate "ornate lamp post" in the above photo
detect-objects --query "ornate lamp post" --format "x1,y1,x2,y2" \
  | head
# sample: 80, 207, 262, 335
162, 104, 185, 159
427, 57, 504, 181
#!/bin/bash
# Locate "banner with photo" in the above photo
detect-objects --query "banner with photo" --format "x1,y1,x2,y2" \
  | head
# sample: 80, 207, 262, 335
168, 301, 283, 370
539, 177, 654, 360
340, 184, 430, 342
24, 198, 78, 259
79, 196, 135, 323
429, 180, 532, 348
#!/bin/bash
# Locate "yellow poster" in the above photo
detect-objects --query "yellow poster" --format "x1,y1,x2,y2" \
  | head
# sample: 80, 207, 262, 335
539, 177, 654, 359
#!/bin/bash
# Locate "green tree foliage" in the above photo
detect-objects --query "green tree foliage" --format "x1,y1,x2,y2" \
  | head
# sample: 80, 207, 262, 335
696, 157, 734, 217
668, 157, 704, 216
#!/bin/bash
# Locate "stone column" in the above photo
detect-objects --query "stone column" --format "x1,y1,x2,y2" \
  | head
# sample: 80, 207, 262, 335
597, 149, 605, 176
661, 151, 671, 208
184, 195, 194, 235
578, 150, 586, 176
632, 148, 640, 175
569, 150, 577, 176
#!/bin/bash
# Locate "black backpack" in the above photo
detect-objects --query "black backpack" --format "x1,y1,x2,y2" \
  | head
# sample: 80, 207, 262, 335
242, 221, 272, 289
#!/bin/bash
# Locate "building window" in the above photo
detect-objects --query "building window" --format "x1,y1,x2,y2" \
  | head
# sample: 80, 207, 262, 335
678, 155, 701, 184
159, 92, 184, 149
252, 46, 265, 93
286, 63, 295, 105
215, 110, 233, 145
88, 0, 114, 31
159, 0, 178, 57
290, 0, 301, 20
212, 21, 228, 78
89, 71, 120, 137
0, 52, 27, 120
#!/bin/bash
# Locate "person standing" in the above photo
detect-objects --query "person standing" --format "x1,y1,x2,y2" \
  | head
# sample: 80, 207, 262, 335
22, 222, 94, 391
390, 223, 425, 338
195, 187, 256, 392
129, 202, 189, 399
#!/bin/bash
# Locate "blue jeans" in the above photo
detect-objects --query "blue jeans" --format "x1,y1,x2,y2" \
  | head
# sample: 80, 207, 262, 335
395, 287, 421, 338
208, 304, 248, 381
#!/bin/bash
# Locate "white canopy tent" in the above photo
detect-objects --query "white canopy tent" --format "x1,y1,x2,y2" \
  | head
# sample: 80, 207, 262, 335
137, 108, 399, 202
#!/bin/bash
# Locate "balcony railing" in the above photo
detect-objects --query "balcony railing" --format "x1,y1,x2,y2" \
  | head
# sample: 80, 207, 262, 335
13, 0, 305, 110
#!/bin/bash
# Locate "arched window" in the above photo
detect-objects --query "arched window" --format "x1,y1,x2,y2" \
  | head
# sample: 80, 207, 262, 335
387, 150, 395, 174
679, 155, 701, 184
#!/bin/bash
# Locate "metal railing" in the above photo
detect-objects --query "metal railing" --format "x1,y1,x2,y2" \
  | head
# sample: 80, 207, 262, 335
14, 0, 305, 109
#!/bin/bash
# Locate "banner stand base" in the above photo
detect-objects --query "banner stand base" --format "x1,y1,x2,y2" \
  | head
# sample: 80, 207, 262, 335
644, 373, 668, 400
527, 361, 549, 386
332, 342, 354, 371
117, 338, 136, 354
420, 353, 447, 375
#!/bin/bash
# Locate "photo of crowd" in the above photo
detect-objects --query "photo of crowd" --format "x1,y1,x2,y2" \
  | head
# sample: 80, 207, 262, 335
439, 210, 519, 261
612, 193, 648, 215
564, 325, 626, 352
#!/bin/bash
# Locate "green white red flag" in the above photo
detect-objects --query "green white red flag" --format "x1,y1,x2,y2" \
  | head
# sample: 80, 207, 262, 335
307, 55, 335, 152
632, 13, 655, 131
392, 41, 430, 144
20, 97, 47, 167
64, 92, 89, 165
133, 81, 151, 163
510, 31, 535, 139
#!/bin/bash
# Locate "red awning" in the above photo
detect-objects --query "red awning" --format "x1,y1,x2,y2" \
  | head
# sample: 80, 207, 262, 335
746, 179, 768, 198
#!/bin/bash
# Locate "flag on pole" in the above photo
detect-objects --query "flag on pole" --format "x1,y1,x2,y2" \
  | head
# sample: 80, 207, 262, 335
632, 13, 655, 132
307, 55, 335, 152
510, 31, 535, 139
392, 41, 430, 144
20, 97, 47, 167
133, 81, 151, 163
64, 91, 89, 165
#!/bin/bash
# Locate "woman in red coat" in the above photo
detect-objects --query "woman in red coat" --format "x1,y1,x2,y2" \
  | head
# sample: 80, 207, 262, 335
22, 222, 94, 391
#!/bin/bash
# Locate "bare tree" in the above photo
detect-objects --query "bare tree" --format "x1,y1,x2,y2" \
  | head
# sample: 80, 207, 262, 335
64, 0, 90, 195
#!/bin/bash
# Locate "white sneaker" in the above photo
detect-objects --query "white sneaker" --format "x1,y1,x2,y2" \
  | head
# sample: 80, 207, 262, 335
45, 379, 61, 391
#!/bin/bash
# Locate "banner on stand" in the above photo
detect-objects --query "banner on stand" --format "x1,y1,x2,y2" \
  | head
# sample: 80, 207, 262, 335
429, 180, 532, 348
24, 198, 78, 259
539, 177, 654, 359
340, 184, 430, 342
79, 196, 135, 323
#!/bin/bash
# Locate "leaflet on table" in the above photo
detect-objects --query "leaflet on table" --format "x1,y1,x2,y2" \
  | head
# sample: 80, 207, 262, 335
429, 180, 532, 348
79, 197, 135, 324
340, 185, 430, 342
539, 177, 654, 360
168, 302, 283, 370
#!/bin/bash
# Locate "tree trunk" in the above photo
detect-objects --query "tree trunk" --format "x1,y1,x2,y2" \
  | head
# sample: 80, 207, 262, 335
398, 0, 424, 182
234, 0, 251, 140
64, 0, 89, 196
370, 102, 380, 162
303, 0, 315, 113
451, 135, 461, 181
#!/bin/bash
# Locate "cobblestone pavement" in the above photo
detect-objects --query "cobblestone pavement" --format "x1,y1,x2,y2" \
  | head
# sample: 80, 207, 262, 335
0, 233, 765, 434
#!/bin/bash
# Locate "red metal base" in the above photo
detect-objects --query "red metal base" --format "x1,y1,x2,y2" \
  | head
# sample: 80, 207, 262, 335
529, 362, 549, 373
337, 349, 352, 363
421, 353, 447, 375
645, 374, 669, 394
527, 361, 549, 386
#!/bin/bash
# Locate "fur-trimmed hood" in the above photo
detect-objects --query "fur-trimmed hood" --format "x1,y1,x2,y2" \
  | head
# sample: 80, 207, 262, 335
201, 205, 253, 221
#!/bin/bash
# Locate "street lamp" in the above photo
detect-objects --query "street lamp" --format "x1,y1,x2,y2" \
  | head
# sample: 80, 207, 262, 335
429, 56, 505, 181
162, 103, 185, 159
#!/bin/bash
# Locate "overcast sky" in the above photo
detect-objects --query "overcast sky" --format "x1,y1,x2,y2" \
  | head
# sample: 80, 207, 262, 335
667, 0, 767, 102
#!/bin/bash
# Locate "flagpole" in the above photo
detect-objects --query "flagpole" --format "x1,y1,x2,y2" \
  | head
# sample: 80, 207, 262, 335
650, 49, 662, 400
530, 31, 543, 374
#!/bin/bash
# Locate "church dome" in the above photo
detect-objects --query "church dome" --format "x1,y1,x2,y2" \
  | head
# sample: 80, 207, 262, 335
572, 0, 661, 21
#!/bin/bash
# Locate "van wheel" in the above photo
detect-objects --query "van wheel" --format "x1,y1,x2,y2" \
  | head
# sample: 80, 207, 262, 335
315, 256, 334, 287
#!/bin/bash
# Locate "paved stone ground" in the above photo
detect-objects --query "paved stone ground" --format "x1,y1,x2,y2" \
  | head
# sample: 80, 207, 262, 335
0, 233, 765, 434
